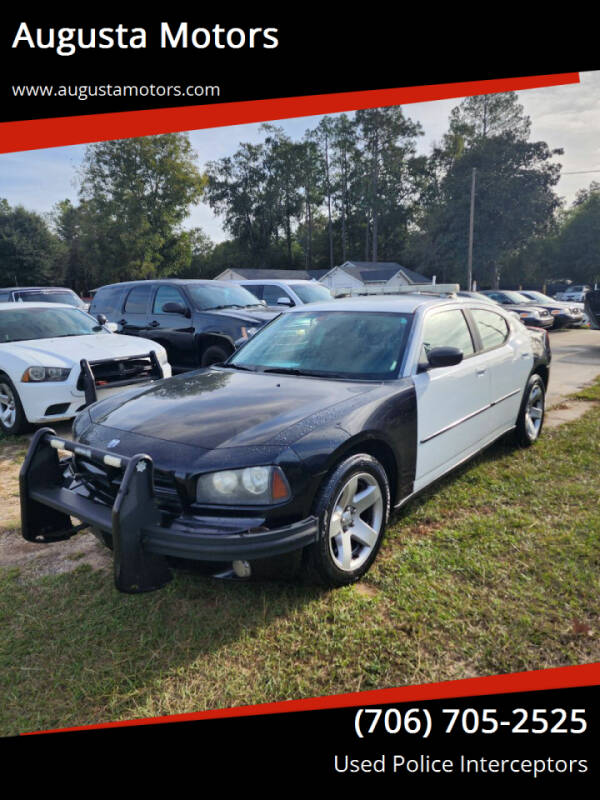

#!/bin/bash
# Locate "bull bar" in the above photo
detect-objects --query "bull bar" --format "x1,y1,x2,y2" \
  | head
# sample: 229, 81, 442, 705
20, 428, 172, 594
20, 429, 319, 594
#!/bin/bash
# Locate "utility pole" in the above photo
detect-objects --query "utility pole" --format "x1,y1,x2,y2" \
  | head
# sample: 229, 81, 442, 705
467, 167, 476, 291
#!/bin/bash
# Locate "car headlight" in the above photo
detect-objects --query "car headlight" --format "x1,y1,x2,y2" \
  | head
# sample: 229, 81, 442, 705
196, 466, 291, 505
21, 366, 71, 382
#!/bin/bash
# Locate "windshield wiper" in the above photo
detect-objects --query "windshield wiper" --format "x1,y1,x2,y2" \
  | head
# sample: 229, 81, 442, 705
261, 366, 318, 376
226, 363, 258, 372
203, 304, 245, 310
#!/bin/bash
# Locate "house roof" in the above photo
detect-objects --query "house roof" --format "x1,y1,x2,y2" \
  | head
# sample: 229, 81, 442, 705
339, 261, 430, 284
219, 268, 328, 281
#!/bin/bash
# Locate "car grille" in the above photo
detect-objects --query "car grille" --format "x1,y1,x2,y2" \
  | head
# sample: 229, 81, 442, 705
67, 455, 182, 513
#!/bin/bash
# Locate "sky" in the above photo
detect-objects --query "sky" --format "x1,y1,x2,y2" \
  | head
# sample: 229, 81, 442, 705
1, 71, 599, 243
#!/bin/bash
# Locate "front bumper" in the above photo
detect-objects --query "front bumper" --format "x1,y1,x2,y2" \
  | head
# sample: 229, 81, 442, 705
521, 315, 553, 329
20, 429, 318, 593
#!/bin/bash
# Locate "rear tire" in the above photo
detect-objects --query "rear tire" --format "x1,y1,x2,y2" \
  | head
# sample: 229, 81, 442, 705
515, 374, 545, 447
303, 454, 390, 587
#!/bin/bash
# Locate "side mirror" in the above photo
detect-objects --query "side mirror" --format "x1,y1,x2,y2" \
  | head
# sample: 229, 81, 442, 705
96, 313, 107, 326
162, 302, 190, 317
426, 346, 463, 369
277, 296, 293, 306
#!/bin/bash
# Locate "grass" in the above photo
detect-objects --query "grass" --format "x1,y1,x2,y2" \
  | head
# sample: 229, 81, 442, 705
0, 383, 599, 735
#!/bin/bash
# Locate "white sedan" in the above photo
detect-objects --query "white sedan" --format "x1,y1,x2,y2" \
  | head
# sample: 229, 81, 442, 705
0, 302, 171, 435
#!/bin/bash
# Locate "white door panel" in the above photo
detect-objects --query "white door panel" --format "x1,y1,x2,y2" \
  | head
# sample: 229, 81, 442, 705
414, 353, 492, 489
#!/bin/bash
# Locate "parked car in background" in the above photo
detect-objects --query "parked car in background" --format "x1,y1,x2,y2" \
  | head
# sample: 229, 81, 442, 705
515, 290, 584, 328
234, 279, 334, 310
0, 286, 88, 310
0, 303, 171, 435
89, 280, 280, 372
21, 294, 550, 593
480, 290, 554, 328
555, 285, 591, 302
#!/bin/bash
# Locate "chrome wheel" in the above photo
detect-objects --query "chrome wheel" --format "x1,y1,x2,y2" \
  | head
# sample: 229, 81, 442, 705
525, 383, 544, 441
0, 383, 16, 430
328, 472, 384, 572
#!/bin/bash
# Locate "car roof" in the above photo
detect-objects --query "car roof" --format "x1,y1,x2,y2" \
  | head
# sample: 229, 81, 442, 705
234, 279, 322, 285
0, 301, 82, 310
283, 293, 487, 314
0, 286, 75, 292
95, 279, 236, 290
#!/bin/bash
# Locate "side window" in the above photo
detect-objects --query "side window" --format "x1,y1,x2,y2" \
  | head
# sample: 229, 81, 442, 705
262, 284, 292, 305
90, 286, 126, 317
0, 293, 11, 302
242, 284, 263, 300
153, 286, 188, 314
420, 310, 475, 361
471, 308, 509, 350
124, 285, 152, 314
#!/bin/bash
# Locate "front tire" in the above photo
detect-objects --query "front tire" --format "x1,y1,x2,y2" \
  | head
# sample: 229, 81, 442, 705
0, 374, 30, 436
201, 345, 230, 367
304, 454, 390, 586
515, 374, 545, 446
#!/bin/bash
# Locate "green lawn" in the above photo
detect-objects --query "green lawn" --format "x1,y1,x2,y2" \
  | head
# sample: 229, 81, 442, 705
1, 383, 599, 735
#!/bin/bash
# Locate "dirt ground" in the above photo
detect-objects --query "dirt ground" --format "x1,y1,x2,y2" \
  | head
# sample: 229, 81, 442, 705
0, 439, 111, 578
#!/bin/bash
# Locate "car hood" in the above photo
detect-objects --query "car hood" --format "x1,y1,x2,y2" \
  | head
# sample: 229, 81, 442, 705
502, 304, 551, 315
208, 308, 279, 324
88, 367, 378, 449
0, 333, 163, 367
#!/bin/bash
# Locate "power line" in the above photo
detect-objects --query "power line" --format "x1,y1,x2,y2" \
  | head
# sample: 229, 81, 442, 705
561, 169, 600, 175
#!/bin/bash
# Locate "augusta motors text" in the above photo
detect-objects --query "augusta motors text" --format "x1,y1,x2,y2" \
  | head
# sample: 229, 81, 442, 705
11, 22, 280, 56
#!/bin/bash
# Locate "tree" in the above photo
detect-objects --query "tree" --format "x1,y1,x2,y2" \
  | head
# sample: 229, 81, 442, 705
412, 93, 561, 287
0, 199, 65, 287
355, 107, 423, 261
52, 199, 93, 293
549, 182, 600, 283
77, 134, 206, 283
447, 91, 531, 144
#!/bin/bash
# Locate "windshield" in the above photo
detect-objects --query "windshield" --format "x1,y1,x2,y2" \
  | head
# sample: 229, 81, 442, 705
523, 291, 554, 303
291, 284, 333, 304
16, 290, 86, 308
498, 290, 534, 304
229, 310, 413, 380
186, 284, 263, 310
0, 307, 107, 343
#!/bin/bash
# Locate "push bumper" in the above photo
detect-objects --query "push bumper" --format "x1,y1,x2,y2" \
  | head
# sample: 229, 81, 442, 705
22, 351, 167, 424
20, 429, 318, 594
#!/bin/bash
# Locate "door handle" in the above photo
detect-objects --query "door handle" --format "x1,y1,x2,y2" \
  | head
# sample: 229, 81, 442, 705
476, 368, 487, 376
150, 320, 160, 328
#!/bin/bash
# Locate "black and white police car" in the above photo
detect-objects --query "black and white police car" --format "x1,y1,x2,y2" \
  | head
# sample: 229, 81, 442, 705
20, 293, 550, 592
